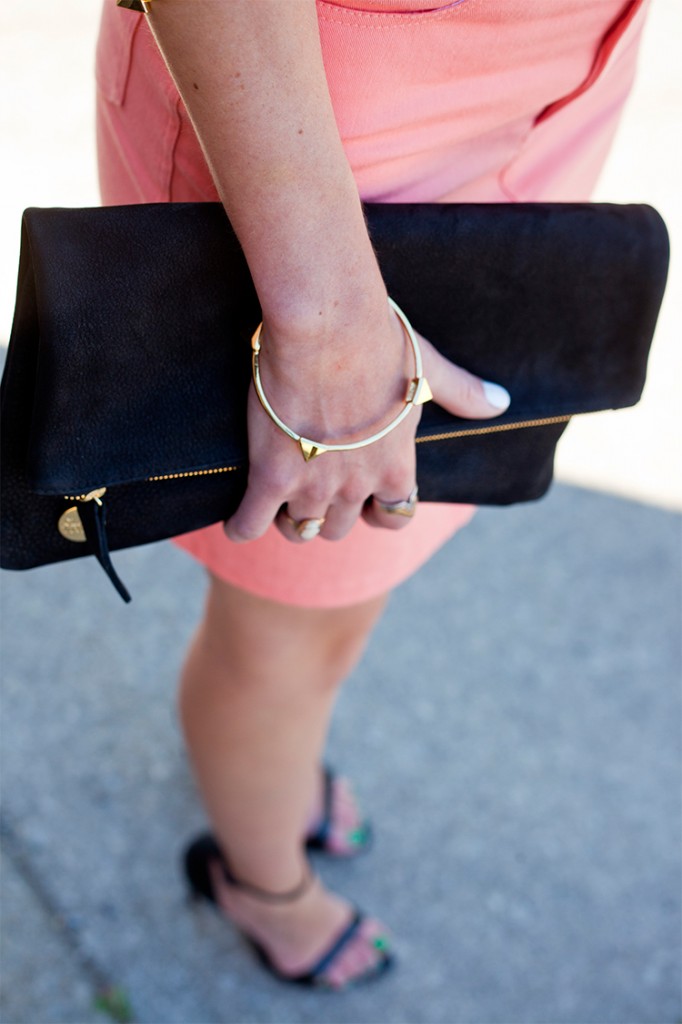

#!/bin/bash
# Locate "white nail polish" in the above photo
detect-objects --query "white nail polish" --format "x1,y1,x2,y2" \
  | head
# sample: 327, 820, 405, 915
482, 381, 511, 411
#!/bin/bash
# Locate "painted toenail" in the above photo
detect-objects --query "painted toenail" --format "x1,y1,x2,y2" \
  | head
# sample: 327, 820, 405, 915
372, 935, 390, 951
347, 828, 366, 846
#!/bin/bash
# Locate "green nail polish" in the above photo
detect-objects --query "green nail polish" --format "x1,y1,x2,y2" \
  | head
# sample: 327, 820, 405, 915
347, 827, 365, 846
373, 935, 390, 951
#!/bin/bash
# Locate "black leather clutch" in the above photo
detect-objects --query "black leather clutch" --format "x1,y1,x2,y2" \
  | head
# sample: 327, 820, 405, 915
0, 202, 669, 600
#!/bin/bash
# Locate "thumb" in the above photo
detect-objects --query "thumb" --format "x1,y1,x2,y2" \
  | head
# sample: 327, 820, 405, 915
419, 335, 511, 420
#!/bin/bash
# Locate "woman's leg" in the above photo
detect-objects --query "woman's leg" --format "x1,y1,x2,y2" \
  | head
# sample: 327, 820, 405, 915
178, 573, 389, 985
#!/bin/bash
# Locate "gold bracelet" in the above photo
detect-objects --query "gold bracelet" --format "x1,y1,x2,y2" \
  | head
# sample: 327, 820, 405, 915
251, 297, 433, 462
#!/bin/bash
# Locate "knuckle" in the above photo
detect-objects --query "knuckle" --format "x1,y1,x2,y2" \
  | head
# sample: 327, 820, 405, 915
300, 479, 333, 507
462, 376, 480, 406
338, 480, 369, 506
452, 368, 480, 408
250, 463, 291, 497
381, 465, 413, 495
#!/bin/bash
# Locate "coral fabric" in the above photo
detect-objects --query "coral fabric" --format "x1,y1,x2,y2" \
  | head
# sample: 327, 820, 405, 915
95, 0, 647, 608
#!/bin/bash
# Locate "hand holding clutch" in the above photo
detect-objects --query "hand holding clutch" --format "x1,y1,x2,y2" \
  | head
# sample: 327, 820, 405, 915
227, 297, 510, 545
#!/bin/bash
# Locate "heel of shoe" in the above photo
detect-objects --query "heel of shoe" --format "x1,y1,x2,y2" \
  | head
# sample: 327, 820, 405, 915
183, 832, 222, 906
180, 830, 393, 989
183, 830, 313, 904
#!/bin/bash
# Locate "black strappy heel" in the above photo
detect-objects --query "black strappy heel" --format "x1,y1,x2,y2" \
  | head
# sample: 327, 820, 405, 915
305, 766, 373, 857
183, 833, 393, 989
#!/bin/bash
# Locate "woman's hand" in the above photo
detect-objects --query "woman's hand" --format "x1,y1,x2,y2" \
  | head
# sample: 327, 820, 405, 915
224, 300, 510, 544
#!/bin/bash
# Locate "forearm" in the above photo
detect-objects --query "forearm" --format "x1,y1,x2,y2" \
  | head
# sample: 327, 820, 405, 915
137, 0, 507, 547
146, 0, 386, 341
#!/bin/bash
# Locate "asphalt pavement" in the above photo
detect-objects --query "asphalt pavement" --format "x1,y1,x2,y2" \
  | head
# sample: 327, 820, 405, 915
1, 482, 680, 1024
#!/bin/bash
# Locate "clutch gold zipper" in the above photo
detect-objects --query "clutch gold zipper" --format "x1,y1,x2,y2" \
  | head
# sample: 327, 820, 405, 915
54, 411, 574, 606
59, 471, 240, 542
415, 414, 571, 444
59, 414, 571, 541
147, 466, 240, 482
63, 488, 108, 503
142, 414, 572, 479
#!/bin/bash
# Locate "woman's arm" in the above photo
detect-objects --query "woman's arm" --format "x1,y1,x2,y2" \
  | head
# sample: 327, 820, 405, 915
148, 0, 383, 333
146, 0, 509, 542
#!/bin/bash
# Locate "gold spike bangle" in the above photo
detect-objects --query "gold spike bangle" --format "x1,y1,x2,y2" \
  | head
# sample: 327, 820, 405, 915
117, 0, 154, 13
251, 297, 433, 462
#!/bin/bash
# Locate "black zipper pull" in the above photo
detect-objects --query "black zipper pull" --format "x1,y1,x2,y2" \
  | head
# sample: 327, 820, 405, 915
58, 489, 132, 603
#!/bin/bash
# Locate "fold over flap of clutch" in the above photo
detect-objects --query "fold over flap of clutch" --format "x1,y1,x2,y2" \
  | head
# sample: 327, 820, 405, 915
25, 204, 255, 494
21, 202, 668, 495
372, 202, 669, 438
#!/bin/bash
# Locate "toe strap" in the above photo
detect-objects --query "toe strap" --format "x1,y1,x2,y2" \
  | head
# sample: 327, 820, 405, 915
303, 910, 365, 982
306, 766, 373, 857
302, 910, 394, 987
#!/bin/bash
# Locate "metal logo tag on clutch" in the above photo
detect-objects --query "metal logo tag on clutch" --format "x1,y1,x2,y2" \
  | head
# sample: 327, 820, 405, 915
58, 506, 86, 543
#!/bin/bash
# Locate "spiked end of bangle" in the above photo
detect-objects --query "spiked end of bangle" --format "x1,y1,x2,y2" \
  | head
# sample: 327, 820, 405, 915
300, 439, 327, 462
117, 0, 153, 11
406, 376, 433, 406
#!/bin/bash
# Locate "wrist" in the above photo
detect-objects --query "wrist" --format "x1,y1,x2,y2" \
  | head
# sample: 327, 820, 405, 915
261, 281, 389, 353
240, 182, 386, 344
252, 298, 425, 448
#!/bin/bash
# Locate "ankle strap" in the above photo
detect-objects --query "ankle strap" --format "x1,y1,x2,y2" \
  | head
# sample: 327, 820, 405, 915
221, 859, 314, 904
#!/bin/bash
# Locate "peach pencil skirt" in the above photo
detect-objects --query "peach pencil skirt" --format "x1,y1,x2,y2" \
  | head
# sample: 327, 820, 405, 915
96, 0, 648, 608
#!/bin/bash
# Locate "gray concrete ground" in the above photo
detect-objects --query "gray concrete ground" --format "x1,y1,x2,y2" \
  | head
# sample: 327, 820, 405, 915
2, 1, 681, 1023
1, 484, 681, 1024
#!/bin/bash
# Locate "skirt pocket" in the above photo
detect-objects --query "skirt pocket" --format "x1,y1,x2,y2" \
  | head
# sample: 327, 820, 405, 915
95, 0, 142, 106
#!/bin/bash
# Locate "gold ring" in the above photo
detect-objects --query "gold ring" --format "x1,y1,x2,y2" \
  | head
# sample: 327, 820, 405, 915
374, 486, 419, 518
283, 513, 326, 540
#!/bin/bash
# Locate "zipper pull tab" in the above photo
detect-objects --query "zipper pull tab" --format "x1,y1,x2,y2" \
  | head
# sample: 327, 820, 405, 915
58, 489, 132, 603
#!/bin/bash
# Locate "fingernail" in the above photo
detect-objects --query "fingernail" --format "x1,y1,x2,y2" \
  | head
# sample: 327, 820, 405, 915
482, 381, 511, 411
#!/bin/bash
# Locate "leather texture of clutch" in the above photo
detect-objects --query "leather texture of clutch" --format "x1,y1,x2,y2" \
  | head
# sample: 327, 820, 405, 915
0, 202, 669, 600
